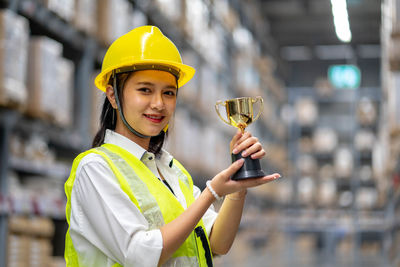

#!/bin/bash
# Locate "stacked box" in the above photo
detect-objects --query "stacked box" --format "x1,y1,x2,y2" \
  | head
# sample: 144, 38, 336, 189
7, 234, 30, 267
393, 0, 400, 33
334, 147, 354, 178
180, 50, 200, 102
155, 0, 182, 22
97, 0, 132, 45
54, 57, 74, 127
313, 127, 338, 154
7, 216, 55, 267
389, 72, 400, 128
27, 37, 63, 120
0, 9, 29, 109
295, 98, 318, 126
73, 0, 97, 35
27, 37, 74, 127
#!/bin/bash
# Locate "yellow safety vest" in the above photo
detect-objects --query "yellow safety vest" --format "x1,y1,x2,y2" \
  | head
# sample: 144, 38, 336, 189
64, 143, 213, 267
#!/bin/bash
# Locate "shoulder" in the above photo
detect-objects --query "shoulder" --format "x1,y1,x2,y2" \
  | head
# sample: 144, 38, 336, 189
76, 150, 109, 173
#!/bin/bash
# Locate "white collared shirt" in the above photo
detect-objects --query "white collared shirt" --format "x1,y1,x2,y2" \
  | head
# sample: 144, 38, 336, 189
69, 129, 218, 267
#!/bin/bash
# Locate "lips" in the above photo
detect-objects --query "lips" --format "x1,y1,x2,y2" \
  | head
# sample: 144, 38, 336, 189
144, 114, 164, 123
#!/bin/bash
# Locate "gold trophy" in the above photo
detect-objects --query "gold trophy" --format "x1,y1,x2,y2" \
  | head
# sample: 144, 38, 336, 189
215, 96, 266, 180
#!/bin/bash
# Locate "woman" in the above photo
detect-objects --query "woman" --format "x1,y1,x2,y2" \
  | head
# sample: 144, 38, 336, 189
64, 25, 280, 267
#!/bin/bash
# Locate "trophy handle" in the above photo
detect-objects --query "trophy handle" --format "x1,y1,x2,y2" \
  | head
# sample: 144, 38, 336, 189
252, 96, 264, 122
215, 100, 231, 125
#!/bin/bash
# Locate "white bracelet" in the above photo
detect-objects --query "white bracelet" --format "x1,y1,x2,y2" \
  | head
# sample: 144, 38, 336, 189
206, 181, 223, 201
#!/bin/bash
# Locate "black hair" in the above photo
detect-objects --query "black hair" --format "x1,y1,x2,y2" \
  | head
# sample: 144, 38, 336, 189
91, 72, 167, 156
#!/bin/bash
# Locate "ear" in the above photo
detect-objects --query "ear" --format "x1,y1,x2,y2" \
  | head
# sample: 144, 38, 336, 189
106, 85, 118, 109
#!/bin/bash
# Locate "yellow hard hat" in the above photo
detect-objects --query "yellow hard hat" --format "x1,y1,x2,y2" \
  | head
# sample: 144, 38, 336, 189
94, 25, 195, 92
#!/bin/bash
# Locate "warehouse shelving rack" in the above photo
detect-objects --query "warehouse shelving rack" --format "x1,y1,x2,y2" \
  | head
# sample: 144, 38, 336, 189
285, 86, 392, 267
0, 0, 287, 266
0, 0, 97, 265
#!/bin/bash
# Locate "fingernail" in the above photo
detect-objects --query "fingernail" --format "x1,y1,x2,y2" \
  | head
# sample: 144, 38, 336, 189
237, 158, 244, 164
274, 174, 281, 179
232, 148, 238, 154
241, 151, 248, 157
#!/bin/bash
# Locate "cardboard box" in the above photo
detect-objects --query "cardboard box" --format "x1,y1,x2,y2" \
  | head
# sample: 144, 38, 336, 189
27, 36, 63, 121
0, 9, 29, 109
7, 216, 55, 267
97, 0, 132, 45
54, 57, 74, 127
73, 0, 97, 35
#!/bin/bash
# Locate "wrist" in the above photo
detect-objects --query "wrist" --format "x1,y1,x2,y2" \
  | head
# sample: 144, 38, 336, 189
206, 180, 223, 201
226, 190, 247, 201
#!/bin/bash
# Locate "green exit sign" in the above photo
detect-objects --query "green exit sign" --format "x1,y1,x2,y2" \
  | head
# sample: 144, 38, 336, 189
328, 65, 361, 89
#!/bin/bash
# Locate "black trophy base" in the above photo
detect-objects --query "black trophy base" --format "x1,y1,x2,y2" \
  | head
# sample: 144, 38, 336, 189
231, 153, 265, 180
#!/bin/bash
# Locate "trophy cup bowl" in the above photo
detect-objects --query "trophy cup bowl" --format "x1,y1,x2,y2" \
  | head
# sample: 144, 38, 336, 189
215, 96, 266, 180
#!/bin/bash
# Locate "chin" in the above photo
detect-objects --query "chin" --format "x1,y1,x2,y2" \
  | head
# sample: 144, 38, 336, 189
145, 129, 164, 137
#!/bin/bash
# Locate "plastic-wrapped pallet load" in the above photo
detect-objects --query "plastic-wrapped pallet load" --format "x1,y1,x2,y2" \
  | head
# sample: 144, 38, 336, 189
296, 154, 317, 176
295, 97, 318, 127
313, 127, 338, 154
73, 0, 97, 35
41, 0, 75, 22
392, 0, 400, 33
27, 37, 63, 120
180, 50, 200, 102
54, 57, 74, 127
97, 0, 132, 45
0, 10, 29, 109
334, 147, 354, 178
357, 97, 377, 126
298, 176, 315, 205
155, 0, 182, 22
354, 130, 375, 152
389, 72, 400, 127
317, 178, 337, 207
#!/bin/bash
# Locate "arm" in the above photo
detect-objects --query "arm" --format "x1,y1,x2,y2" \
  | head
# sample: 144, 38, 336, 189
209, 189, 247, 255
158, 159, 245, 265
209, 130, 281, 254
158, 128, 280, 264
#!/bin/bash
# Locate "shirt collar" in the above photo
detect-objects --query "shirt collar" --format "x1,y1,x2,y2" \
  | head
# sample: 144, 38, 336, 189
159, 148, 174, 168
104, 129, 146, 160
103, 130, 174, 166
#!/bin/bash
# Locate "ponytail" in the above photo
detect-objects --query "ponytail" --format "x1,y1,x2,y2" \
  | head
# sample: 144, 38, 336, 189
91, 97, 116, 147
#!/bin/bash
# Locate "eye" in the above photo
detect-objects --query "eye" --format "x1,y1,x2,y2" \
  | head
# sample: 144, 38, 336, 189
138, 87, 151, 93
164, 90, 176, 96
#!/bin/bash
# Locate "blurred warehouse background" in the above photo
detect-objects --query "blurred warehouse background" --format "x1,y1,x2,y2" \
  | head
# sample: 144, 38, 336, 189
0, 0, 398, 266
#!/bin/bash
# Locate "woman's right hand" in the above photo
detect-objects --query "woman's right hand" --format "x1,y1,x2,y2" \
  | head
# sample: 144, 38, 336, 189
209, 159, 280, 198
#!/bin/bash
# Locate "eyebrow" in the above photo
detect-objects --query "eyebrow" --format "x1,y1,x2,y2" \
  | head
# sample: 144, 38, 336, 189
136, 81, 177, 90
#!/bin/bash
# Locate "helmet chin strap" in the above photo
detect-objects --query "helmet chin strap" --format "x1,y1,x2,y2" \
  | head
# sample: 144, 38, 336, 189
112, 71, 152, 139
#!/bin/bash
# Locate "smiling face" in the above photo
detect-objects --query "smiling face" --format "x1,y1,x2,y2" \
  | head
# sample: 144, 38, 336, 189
107, 70, 177, 148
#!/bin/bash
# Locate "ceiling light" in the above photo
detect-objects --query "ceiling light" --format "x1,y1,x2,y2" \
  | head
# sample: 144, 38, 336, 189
330, 0, 352, 43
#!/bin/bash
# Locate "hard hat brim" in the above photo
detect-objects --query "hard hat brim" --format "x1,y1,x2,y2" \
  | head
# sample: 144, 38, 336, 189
94, 59, 196, 92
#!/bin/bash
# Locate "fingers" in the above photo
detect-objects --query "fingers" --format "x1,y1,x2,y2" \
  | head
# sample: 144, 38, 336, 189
250, 149, 266, 159
232, 133, 265, 159
237, 173, 281, 188
220, 158, 245, 179
232, 131, 252, 154
230, 129, 242, 153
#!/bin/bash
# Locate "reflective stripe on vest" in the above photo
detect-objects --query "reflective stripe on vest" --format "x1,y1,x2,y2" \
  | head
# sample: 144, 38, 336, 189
65, 144, 212, 267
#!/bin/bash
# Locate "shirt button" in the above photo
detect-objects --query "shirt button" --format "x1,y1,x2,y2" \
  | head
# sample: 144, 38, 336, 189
148, 156, 153, 160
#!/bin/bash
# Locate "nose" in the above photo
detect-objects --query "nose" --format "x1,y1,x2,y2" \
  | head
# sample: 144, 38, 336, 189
150, 92, 165, 110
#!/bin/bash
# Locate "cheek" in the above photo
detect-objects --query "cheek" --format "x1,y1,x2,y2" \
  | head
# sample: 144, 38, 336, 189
123, 93, 146, 111
166, 99, 177, 114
